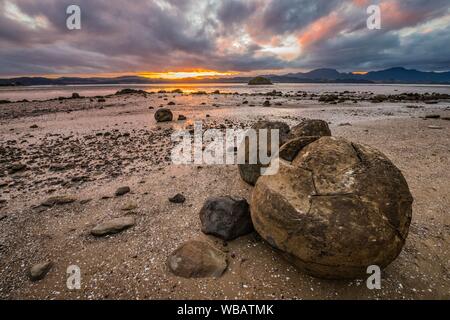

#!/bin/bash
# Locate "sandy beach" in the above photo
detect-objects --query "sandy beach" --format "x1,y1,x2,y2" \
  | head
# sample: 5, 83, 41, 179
0, 88, 449, 299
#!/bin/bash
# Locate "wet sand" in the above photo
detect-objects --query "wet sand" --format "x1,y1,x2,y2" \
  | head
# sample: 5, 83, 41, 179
0, 90, 449, 299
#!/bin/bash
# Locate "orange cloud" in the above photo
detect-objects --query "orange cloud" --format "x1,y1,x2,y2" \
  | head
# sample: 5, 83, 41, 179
298, 13, 343, 48
380, 1, 423, 29
352, 0, 370, 7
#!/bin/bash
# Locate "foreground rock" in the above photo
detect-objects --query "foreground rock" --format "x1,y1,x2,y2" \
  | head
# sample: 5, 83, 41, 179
200, 196, 253, 241
251, 136, 413, 279
167, 241, 227, 278
29, 261, 53, 281
238, 120, 290, 185
91, 216, 136, 236
155, 108, 173, 122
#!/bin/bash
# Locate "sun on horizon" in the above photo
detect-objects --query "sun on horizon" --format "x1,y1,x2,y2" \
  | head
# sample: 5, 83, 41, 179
139, 70, 239, 80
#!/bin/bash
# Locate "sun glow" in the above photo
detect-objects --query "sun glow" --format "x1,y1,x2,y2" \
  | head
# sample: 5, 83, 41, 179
352, 71, 369, 75
139, 70, 238, 80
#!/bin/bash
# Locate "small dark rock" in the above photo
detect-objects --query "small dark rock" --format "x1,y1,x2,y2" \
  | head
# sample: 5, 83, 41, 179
169, 194, 186, 204
200, 196, 253, 241
155, 108, 173, 122
115, 186, 131, 197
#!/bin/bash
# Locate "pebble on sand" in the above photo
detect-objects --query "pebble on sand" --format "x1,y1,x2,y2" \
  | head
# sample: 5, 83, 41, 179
115, 186, 131, 196
167, 240, 227, 278
169, 194, 186, 204
41, 196, 77, 207
91, 216, 136, 237
29, 261, 53, 281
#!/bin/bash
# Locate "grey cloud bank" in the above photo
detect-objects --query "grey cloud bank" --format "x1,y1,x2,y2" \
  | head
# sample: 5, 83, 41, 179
0, 0, 449, 77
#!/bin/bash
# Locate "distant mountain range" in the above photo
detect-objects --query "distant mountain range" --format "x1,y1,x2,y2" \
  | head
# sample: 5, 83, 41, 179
1, 67, 450, 86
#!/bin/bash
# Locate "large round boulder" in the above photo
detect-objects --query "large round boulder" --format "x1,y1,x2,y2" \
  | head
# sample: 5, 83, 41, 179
238, 121, 290, 185
251, 136, 413, 279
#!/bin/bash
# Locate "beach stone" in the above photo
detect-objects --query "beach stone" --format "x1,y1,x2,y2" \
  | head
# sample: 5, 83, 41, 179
200, 196, 253, 241
288, 119, 331, 140
91, 216, 135, 236
155, 108, 173, 122
251, 136, 413, 279
238, 120, 290, 185
115, 186, 130, 196
169, 193, 186, 204
41, 195, 77, 207
29, 261, 53, 281
167, 240, 227, 278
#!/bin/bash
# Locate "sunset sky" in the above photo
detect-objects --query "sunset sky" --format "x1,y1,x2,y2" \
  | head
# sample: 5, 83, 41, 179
1, 0, 450, 78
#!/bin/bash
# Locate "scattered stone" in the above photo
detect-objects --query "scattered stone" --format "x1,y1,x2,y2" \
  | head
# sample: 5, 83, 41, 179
29, 261, 53, 281
168, 101, 176, 106
115, 186, 131, 197
338, 122, 352, 127
428, 125, 443, 130
121, 202, 138, 211
169, 194, 186, 204
72, 93, 81, 99
30, 124, 39, 129
238, 120, 290, 185
155, 108, 173, 122
178, 114, 187, 121
251, 136, 413, 279
263, 100, 271, 107
41, 196, 77, 207
200, 196, 253, 241
425, 114, 440, 119
167, 240, 227, 278
0, 214, 7, 221
91, 216, 136, 236
288, 119, 331, 139
80, 199, 92, 205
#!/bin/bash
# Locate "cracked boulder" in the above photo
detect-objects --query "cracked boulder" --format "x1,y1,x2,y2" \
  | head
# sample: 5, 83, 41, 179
251, 136, 413, 279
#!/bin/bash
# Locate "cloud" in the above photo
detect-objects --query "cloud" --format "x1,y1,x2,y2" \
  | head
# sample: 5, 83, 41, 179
0, 0, 449, 76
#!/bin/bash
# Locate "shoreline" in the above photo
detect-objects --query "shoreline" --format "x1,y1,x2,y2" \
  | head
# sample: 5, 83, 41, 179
0, 90, 449, 299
